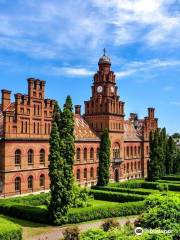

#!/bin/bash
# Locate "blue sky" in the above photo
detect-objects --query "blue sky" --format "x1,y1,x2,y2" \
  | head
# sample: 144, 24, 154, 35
0, 0, 180, 134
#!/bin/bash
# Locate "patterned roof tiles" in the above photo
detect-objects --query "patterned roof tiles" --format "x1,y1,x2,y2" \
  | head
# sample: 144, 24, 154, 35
124, 120, 143, 142
74, 114, 100, 142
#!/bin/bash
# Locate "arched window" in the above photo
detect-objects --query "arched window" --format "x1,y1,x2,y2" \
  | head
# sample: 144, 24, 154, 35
84, 168, 87, 179
96, 148, 100, 160
40, 149, 45, 164
90, 167, 94, 178
131, 146, 133, 156
90, 148, 94, 161
146, 146, 149, 155
0, 177, 3, 193
113, 143, 120, 159
15, 149, 21, 166
138, 146, 141, 155
134, 146, 137, 156
138, 161, 141, 170
28, 149, 34, 164
127, 147, 129, 157
28, 176, 33, 190
15, 177, 21, 192
40, 174, 45, 188
77, 169, 80, 180
76, 148, 81, 161
131, 162, 133, 171
135, 162, 137, 170
83, 148, 87, 161
97, 167, 99, 177
127, 163, 129, 172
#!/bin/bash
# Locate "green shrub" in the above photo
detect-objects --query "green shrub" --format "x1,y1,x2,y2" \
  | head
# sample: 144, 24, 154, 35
161, 175, 180, 181
141, 193, 180, 239
71, 183, 90, 208
90, 189, 145, 202
0, 202, 49, 224
80, 229, 107, 240
109, 180, 144, 189
63, 226, 80, 240
67, 201, 144, 224
0, 215, 22, 240
101, 218, 120, 232
92, 186, 151, 195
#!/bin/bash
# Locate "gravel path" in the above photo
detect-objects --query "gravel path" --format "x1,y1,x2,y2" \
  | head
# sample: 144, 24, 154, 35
30, 216, 138, 240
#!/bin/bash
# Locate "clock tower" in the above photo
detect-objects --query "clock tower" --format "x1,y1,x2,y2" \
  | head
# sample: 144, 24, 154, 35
84, 50, 125, 179
84, 50, 125, 135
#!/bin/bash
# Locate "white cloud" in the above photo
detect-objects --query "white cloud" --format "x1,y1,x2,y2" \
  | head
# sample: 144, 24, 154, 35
163, 86, 174, 91
52, 67, 94, 76
170, 101, 180, 106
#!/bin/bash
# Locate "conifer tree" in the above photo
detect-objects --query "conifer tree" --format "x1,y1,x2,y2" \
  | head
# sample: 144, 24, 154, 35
165, 136, 176, 174
173, 148, 180, 173
148, 130, 162, 181
60, 95, 75, 210
97, 129, 111, 186
48, 121, 68, 224
159, 128, 167, 176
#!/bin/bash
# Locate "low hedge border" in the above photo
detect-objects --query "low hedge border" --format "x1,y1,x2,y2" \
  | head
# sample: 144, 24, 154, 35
0, 215, 22, 240
92, 186, 151, 195
67, 201, 144, 224
0, 200, 144, 225
161, 175, 180, 181
109, 180, 180, 192
90, 189, 146, 202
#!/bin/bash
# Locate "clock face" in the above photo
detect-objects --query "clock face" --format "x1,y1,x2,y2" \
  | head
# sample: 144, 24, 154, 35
97, 86, 103, 93
111, 86, 114, 93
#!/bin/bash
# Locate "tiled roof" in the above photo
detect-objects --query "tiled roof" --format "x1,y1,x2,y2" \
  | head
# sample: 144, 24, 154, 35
124, 120, 143, 141
74, 114, 100, 142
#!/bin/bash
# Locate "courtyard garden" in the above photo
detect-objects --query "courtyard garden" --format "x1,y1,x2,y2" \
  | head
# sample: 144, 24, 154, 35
0, 174, 179, 239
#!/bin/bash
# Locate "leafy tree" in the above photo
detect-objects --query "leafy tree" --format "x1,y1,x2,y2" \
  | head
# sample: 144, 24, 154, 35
165, 137, 176, 174
48, 121, 68, 224
172, 132, 180, 139
97, 129, 111, 186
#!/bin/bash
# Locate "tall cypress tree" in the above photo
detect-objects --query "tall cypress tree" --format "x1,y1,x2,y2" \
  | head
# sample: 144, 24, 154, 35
97, 129, 111, 186
173, 148, 180, 173
48, 121, 68, 224
148, 130, 162, 181
60, 95, 75, 210
165, 136, 176, 174
159, 128, 167, 176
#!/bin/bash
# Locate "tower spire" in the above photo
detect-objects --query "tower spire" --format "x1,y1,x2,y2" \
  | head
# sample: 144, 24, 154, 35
103, 48, 106, 56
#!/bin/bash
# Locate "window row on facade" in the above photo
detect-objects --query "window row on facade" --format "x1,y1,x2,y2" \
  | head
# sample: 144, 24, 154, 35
124, 161, 141, 172
76, 147, 99, 162
124, 145, 149, 158
76, 167, 98, 180
15, 174, 45, 192
21, 121, 51, 134
15, 149, 46, 166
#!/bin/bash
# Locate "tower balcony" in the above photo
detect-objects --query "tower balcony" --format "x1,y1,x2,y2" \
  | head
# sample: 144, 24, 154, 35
112, 157, 124, 164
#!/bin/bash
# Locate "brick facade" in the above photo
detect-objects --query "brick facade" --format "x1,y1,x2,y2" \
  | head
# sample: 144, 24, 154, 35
0, 53, 158, 196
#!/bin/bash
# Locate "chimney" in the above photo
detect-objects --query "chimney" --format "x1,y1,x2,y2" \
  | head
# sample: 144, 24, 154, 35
75, 105, 81, 115
1, 90, 11, 111
130, 113, 138, 121
148, 108, 155, 119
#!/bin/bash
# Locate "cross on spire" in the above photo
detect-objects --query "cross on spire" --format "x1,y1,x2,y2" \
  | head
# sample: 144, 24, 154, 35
103, 48, 106, 56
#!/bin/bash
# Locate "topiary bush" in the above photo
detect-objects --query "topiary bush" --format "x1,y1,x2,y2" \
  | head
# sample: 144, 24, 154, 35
0, 215, 22, 240
62, 226, 80, 240
101, 218, 120, 232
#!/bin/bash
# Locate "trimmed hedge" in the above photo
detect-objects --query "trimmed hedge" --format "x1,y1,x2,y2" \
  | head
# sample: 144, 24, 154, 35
0, 199, 144, 225
109, 180, 180, 192
90, 189, 145, 202
0, 202, 49, 224
161, 175, 180, 181
67, 201, 144, 224
92, 186, 151, 196
0, 215, 22, 240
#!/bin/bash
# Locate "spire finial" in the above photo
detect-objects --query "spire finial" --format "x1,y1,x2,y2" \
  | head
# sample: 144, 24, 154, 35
103, 48, 106, 56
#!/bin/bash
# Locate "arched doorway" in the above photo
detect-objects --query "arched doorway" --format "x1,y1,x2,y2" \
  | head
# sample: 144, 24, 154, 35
114, 169, 119, 182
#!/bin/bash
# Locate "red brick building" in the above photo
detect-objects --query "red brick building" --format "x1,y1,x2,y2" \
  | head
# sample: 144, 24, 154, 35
0, 53, 158, 196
